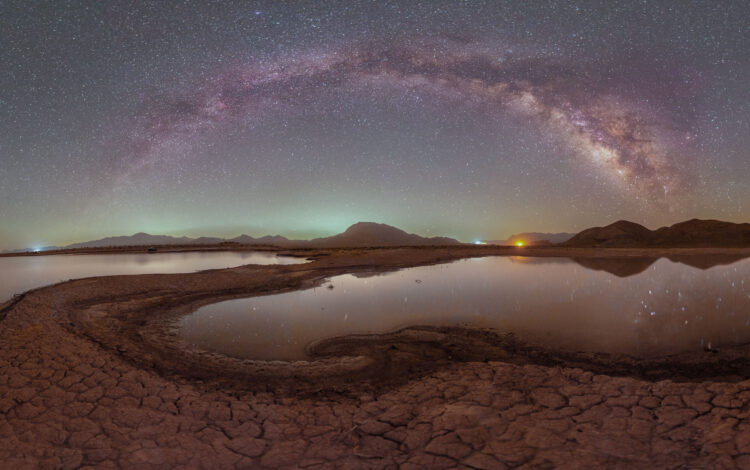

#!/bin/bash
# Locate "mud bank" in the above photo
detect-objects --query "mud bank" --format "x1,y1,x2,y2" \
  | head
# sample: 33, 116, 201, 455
3, 247, 750, 468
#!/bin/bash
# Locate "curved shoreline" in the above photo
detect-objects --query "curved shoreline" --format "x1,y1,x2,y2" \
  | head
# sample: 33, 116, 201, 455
43, 247, 750, 389
3, 246, 750, 468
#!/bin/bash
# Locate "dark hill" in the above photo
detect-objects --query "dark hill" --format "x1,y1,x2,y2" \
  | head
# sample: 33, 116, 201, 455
66, 233, 199, 248
229, 234, 291, 246
307, 222, 461, 248
651, 219, 750, 247
563, 219, 750, 248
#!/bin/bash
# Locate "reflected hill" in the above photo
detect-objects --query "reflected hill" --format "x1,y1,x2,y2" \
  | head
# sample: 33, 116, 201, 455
666, 254, 750, 270
572, 257, 658, 277
571, 254, 750, 277
459, 254, 750, 278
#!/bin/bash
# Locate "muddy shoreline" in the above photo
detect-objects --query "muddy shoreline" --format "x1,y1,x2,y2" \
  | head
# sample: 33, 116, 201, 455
3, 246, 750, 468
18, 246, 750, 392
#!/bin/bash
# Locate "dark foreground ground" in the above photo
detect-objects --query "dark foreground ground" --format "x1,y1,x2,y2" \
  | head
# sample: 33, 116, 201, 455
2, 246, 750, 469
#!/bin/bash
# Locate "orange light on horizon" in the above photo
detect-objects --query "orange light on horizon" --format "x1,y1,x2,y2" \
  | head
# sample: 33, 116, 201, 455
515, 241, 524, 247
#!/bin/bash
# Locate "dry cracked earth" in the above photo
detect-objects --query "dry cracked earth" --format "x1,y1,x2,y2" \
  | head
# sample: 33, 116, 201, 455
3, 248, 750, 469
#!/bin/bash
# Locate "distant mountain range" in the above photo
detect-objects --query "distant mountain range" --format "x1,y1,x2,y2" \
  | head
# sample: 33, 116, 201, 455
3, 222, 461, 252
4, 218, 749, 253
563, 219, 750, 247
65, 233, 223, 249
485, 232, 575, 246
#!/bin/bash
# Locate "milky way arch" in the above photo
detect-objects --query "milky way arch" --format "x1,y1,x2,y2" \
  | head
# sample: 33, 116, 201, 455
122, 40, 692, 206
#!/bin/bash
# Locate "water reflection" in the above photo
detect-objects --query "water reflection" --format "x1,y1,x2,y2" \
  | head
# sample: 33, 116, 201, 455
571, 254, 749, 277
0, 251, 305, 302
179, 256, 750, 361
667, 254, 750, 270
571, 257, 657, 277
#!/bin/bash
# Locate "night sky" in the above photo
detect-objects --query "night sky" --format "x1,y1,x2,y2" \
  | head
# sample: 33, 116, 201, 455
1, 1, 748, 250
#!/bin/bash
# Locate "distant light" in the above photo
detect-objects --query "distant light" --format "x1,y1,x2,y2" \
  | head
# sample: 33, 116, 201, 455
515, 241, 524, 247
473, 240, 486, 245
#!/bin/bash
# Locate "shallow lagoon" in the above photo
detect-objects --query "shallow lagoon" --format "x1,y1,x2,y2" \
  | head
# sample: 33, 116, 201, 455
0, 251, 305, 302
179, 256, 750, 360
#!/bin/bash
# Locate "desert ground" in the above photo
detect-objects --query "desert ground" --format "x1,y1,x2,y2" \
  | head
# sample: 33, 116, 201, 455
3, 246, 750, 468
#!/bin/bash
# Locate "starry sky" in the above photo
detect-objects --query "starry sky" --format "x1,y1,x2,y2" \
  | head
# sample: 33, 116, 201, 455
1, 1, 748, 250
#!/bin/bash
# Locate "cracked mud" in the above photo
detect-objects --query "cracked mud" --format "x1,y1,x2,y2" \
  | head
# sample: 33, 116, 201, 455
3, 247, 750, 469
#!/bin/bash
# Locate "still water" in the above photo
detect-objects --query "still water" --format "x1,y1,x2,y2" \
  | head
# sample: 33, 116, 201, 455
179, 256, 750, 360
0, 251, 305, 302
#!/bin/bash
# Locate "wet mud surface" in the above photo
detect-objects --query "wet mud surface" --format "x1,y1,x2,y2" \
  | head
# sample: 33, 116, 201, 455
3, 246, 750, 468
